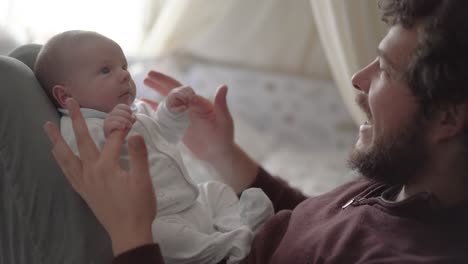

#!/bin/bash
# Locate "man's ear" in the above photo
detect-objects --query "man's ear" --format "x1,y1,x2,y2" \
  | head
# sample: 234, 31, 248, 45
431, 103, 468, 142
52, 85, 70, 108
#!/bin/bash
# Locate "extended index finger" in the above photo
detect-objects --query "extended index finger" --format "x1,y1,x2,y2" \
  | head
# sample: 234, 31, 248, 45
144, 70, 183, 96
100, 130, 128, 166
128, 135, 150, 182
43, 121, 82, 193
66, 98, 99, 162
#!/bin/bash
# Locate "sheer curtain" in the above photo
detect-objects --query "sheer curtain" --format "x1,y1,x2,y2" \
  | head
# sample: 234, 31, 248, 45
141, 0, 386, 124
141, 0, 330, 78
310, 0, 387, 124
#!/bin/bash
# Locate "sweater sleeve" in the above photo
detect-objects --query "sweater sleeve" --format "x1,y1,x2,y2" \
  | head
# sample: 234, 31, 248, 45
113, 244, 165, 264
250, 167, 308, 212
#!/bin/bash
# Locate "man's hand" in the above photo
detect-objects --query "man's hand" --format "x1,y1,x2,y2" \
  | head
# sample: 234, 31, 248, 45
143, 71, 259, 193
104, 104, 136, 138
144, 70, 234, 162
44, 98, 156, 256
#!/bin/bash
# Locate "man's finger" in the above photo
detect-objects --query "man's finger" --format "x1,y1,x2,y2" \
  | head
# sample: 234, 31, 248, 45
214, 85, 233, 124
101, 130, 128, 165
143, 78, 172, 96
44, 121, 83, 193
43, 121, 62, 146
190, 95, 214, 115
147, 70, 182, 89
128, 135, 150, 182
66, 98, 99, 161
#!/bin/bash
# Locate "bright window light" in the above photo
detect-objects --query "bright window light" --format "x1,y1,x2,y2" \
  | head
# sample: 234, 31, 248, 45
1, 0, 147, 55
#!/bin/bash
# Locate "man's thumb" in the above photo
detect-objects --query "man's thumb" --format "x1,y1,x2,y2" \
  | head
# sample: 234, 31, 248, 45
214, 85, 231, 118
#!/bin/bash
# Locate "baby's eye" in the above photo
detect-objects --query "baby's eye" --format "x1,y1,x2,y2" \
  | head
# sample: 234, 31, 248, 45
122, 64, 128, 70
100, 67, 111, 74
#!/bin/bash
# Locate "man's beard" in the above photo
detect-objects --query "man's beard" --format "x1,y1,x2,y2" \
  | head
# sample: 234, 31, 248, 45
348, 110, 429, 186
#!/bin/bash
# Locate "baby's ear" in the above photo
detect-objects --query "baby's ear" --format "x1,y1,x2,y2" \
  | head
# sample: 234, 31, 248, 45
52, 85, 69, 108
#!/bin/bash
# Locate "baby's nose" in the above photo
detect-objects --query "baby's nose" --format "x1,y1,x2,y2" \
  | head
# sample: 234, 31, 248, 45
120, 69, 130, 82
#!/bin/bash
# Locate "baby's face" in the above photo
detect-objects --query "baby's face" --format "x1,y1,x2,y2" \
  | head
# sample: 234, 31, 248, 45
65, 35, 136, 113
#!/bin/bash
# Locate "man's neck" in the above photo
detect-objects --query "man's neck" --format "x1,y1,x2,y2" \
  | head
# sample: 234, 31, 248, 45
396, 164, 468, 207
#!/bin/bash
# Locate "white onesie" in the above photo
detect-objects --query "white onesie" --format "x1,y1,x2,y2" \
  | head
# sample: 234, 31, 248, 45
59, 99, 274, 264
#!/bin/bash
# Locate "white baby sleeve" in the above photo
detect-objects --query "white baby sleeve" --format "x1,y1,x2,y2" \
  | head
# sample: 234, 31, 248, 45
135, 100, 189, 144
60, 116, 107, 156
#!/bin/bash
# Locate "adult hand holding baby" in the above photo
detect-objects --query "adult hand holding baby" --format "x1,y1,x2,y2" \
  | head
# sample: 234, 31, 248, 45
44, 98, 156, 256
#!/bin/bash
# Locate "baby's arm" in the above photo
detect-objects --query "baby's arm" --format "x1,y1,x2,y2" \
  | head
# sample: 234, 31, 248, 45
152, 86, 195, 144
104, 104, 136, 138
165, 86, 196, 114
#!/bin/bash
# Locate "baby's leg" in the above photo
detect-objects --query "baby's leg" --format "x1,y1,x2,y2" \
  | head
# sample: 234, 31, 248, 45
197, 181, 244, 232
152, 214, 253, 264
238, 188, 274, 232
198, 181, 274, 232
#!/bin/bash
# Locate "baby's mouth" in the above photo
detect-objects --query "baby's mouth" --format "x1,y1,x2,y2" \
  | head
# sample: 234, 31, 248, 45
119, 91, 130, 97
119, 92, 134, 105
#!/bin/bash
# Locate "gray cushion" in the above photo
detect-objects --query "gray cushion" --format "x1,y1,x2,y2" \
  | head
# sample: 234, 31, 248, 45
8, 44, 42, 70
0, 46, 112, 263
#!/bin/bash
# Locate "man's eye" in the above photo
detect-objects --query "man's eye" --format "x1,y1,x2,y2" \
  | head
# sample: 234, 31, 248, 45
379, 67, 389, 78
378, 65, 386, 73
378, 62, 388, 76
100, 67, 111, 74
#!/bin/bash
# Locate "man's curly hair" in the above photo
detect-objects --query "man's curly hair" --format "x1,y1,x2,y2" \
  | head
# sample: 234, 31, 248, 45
379, 0, 468, 117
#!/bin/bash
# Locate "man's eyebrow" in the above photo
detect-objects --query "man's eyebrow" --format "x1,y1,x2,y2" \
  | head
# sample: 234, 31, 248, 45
377, 48, 400, 72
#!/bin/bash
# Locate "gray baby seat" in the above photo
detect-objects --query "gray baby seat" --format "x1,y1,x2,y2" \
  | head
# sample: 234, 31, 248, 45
0, 45, 112, 263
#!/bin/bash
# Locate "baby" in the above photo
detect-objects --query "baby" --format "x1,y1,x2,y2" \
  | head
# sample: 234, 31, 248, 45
34, 30, 273, 264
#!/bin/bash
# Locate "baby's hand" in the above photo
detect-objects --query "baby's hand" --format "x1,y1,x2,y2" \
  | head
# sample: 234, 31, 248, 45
104, 104, 136, 138
166, 86, 196, 113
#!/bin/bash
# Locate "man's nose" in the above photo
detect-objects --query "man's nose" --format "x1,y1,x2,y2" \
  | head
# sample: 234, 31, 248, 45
351, 61, 374, 94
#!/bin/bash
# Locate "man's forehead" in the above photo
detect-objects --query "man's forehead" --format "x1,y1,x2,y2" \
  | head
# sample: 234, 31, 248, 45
378, 25, 420, 71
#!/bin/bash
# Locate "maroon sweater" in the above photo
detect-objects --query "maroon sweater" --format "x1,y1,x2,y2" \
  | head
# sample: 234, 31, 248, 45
114, 168, 468, 264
